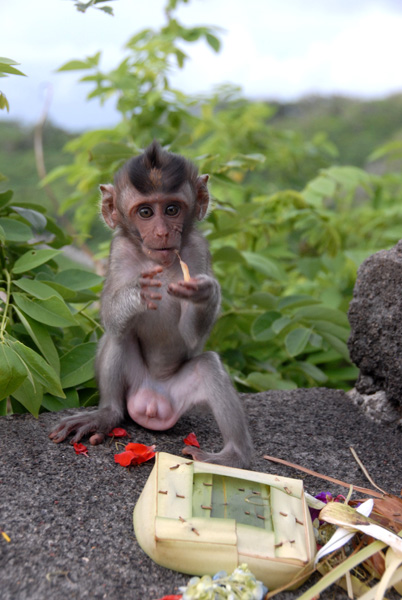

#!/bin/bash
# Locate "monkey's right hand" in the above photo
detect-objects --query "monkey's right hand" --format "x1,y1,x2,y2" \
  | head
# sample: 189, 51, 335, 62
139, 266, 163, 310
49, 409, 119, 446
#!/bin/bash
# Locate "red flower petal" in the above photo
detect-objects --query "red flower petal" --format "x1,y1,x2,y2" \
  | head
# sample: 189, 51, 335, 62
114, 443, 156, 467
131, 449, 156, 465
183, 432, 200, 448
154, 596, 182, 600
114, 450, 136, 467
125, 442, 156, 456
73, 442, 88, 456
108, 427, 129, 438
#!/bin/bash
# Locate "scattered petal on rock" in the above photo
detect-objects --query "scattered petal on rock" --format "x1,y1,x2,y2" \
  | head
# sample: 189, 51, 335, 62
183, 432, 200, 448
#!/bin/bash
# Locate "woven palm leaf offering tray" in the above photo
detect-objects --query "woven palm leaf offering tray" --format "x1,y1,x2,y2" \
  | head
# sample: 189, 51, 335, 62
133, 452, 316, 591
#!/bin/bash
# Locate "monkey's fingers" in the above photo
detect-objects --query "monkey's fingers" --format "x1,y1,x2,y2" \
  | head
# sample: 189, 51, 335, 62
146, 301, 158, 310
139, 277, 162, 288
168, 281, 198, 293
140, 291, 162, 309
141, 266, 163, 279
177, 279, 199, 288
49, 428, 69, 443
49, 419, 81, 443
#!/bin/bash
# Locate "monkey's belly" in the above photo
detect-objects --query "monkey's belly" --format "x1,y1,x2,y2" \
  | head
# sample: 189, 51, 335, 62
127, 387, 179, 431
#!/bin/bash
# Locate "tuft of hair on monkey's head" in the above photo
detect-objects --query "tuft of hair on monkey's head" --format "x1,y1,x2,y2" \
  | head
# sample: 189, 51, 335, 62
117, 141, 199, 196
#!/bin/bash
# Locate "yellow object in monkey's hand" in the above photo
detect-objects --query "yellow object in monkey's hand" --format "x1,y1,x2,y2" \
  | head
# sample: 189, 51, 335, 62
175, 251, 191, 281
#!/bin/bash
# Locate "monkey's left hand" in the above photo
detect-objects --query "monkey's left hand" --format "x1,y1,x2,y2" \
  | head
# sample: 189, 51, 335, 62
167, 275, 216, 304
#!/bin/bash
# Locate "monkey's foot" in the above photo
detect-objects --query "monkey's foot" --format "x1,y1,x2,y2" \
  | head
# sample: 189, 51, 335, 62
182, 445, 252, 469
49, 409, 119, 445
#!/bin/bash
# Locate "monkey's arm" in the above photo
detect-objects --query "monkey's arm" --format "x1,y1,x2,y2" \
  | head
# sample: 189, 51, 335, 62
99, 239, 162, 333
167, 275, 221, 349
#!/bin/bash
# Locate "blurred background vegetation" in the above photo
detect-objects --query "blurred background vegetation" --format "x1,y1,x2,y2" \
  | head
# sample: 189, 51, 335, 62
2, 0, 402, 416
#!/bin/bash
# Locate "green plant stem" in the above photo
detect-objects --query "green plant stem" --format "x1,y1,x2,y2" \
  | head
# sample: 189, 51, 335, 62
75, 301, 104, 332
0, 269, 11, 341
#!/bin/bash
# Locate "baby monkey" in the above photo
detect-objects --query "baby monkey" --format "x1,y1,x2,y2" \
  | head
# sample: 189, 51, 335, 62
50, 141, 253, 468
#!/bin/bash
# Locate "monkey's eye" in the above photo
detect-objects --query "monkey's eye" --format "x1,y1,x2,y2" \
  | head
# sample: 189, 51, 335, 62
165, 204, 180, 217
138, 206, 154, 219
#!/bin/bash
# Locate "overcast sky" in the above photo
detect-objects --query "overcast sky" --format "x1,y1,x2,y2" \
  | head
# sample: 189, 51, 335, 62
2, 0, 402, 131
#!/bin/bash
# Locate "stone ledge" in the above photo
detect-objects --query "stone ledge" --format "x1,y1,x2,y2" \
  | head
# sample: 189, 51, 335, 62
1, 388, 400, 600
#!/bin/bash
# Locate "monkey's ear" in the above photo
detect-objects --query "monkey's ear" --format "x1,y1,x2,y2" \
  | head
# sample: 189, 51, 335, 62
196, 174, 210, 221
100, 184, 119, 229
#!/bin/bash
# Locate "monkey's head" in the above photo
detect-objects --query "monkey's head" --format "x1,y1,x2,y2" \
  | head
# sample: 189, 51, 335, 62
100, 141, 209, 267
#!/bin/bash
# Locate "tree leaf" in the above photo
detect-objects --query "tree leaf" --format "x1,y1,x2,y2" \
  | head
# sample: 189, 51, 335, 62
13, 278, 64, 300
305, 176, 336, 198
44, 216, 72, 248
212, 246, 246, 263
310, 319, 350, 342
0, 63, 26, 77
54, 269, 103, 291
13, 307, 60, 374
11, 378, 43, 417
11, 340, 65, 398
271, 316, 292, 334
0, 57, 22, 65
205, 33, 221, 52
60, 342, 97, 388
38, 280, 78, 302
0, 218, 32, 242
57, 59, 93, 71
245, 372, 297, 391
246, 292, 277, 309
285, 327, 311, 356
251, 311, 281, 341
90, 142, 134, 167
298, 361, 328, 384
293, 305, 349, 327
0, 343, 27, 401
242, 251, 283, 280
12, 249, 61, 274
0, 189, 13, 209
0, 92, 9, 112
42, 388, 80, 412
12, 293, 77, 328
320, 331, 351, 361
278, 295, 321, 310
11, 206, 47, 230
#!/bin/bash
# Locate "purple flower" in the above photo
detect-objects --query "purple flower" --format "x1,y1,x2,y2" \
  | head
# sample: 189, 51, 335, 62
309, 492, 345, 523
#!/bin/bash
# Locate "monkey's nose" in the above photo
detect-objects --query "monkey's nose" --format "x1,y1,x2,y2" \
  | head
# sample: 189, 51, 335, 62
155, 229, 169, 238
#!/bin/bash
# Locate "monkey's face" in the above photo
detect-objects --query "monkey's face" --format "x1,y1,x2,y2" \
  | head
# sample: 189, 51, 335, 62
100, 173, 210, 268
122, 187, 194, 267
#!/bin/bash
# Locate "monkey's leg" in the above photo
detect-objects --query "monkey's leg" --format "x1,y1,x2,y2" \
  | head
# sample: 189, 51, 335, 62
49, 335, 138, 445
172, 351, 254, 469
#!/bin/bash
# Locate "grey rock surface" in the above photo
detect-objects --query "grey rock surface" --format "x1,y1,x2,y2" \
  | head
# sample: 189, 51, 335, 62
1, 389, 401, 600
348, 239, 402, 411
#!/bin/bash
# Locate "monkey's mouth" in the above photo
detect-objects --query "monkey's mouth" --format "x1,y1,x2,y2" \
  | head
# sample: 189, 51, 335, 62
146, 247, 177, 263
148, 247, 176, 254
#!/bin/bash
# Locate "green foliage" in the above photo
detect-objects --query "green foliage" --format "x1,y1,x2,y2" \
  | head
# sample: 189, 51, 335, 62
0, 57, 26, 112
271, 95, 402, 167
0, 121, 74, 211
39, 2, 358, 396
70, 0, 116, 15
0, 188, 102, 416
4, 0, 402, 416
